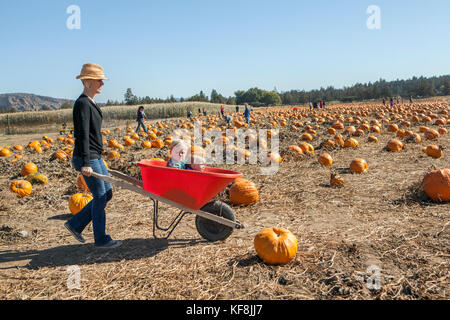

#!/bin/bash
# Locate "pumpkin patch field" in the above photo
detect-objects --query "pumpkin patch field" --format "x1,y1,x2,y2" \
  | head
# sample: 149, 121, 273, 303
0, 99, 448, 300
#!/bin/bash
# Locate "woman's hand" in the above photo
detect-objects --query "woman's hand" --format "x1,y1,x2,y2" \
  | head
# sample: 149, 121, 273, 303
81, 166, 93, 177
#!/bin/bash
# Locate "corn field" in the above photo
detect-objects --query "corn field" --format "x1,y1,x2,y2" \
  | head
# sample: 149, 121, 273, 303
0, 102, 237, 135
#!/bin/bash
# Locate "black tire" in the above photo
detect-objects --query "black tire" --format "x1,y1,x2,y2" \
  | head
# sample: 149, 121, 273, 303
195, 201, 235, 242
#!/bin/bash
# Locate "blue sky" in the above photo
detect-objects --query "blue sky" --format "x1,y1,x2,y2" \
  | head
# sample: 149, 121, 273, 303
0, 0, 449, 103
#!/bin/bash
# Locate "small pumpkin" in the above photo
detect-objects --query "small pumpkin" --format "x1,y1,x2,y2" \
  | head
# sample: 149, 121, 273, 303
21, 162, 38, 177
10, 180, 33, 198
299, 142, 314, 154
424, 129, 440, 140
350, 158, 368, 174
77, 175, 90, 192
330, 173, 345, 187
0, 148, 11, 157
344, 137, 359, 148
254, 227, 298, 265
107, 150, 120, 160
425, 145, 443, 159
387, 139, 404, 152
318, 153, 333, 167
69, 193, 93, 215
289, 145, 304, 155
26, 173, 48, 185
142, 140, 152, 149
151, 139, 165, 148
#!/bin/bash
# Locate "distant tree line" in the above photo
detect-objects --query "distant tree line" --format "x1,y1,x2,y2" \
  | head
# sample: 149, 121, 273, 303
105, 74, 450, 108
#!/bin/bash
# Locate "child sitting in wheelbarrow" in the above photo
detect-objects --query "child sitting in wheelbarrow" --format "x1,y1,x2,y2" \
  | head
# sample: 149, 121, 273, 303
167, 140, 205, 171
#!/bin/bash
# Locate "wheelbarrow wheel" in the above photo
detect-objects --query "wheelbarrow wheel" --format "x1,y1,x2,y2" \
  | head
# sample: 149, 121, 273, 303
196, 201, 235, 242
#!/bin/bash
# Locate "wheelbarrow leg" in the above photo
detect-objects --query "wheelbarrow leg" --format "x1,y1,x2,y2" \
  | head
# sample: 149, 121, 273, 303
152, 199, 190, 240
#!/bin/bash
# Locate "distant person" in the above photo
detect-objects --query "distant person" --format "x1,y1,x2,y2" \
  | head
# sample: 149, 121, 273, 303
136, 106, 148, 133
390, 98, 394, 107
313, 101, 318, 109
64, 62, 121, 249
225, 113, 231, 126
382, 98, 386, 106
198, 107, 201, 115
235, 105, 239, 113
309, 102, 313, 110
323, 101, 326, 109
244, 104, 251, 125
410, 96, 413, 104
202, 107, 207, 116
187, 109, 192, 121
220, 105, 225, 119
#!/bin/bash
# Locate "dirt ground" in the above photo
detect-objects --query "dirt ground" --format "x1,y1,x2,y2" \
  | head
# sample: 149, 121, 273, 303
0, 105, 448, 300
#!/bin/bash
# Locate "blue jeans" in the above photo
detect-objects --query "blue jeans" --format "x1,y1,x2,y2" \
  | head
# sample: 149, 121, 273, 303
67, 157, 113, 246
136, 119, 148, 133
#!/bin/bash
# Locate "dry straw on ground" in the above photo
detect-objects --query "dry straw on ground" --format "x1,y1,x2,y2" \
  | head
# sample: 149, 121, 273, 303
0, 101, 448, 300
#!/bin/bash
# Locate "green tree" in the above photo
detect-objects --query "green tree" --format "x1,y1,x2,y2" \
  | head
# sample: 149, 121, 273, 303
124, 88, 138, 105
262, 91, 282, 106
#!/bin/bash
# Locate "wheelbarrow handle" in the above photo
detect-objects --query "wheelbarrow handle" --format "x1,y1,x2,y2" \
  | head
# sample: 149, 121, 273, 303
89, 171, 243, 229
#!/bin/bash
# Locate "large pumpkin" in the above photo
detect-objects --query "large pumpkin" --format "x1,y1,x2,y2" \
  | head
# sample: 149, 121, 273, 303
423, 168, 450, 202
10, 180, 33, 198
229, 178, 259, 205
254, 227, 298, 265
69, 193, 93, 215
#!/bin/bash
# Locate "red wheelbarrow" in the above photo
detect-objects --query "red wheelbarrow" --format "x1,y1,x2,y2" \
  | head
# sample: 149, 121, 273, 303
91, 159, 245, 241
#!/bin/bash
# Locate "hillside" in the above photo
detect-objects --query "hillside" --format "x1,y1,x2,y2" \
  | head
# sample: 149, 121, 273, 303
0, 93, 72, 112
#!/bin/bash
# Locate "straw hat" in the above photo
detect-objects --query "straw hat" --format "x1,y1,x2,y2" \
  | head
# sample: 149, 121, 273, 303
76, 63, 109, 80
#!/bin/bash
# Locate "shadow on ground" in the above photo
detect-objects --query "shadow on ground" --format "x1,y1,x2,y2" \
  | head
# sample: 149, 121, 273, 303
0, 237, 206, 270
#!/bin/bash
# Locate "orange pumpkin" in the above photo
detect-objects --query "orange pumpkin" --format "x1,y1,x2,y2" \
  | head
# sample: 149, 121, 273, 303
344, 137, 359, 148
299, 142, 314, 154
425, 145, 443, 159
69, 193, 93, 215
229, 178, 259, 205
424, 129, 440, 140
350, 158, 368, 174
318, 153, 333, 167
151, 139, 165, 148
289, 145, 304, 155
330, 173, 345, 187
77, 175, 90, 192
10, 180, 33, 198
142, 141, 152, 149
423, 168, 450, 202
254, 227, 298, 265
0, 148, 11, 157
21, 162, 38, 177
387, 139, 404, 152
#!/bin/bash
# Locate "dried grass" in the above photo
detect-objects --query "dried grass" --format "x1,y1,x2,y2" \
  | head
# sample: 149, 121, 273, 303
0, 102, 448, 300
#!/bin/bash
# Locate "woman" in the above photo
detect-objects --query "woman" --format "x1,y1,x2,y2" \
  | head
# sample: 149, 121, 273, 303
136, 106, 148, 133
64, 63, 121, 249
